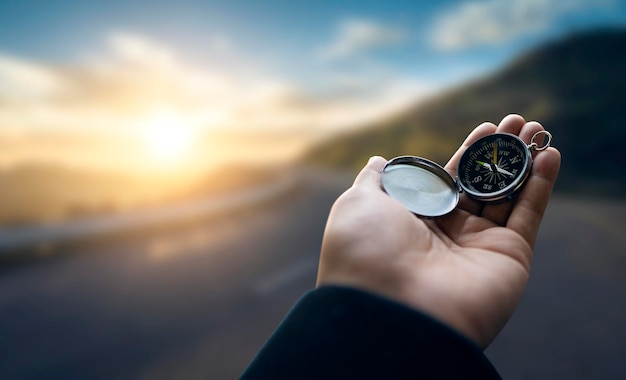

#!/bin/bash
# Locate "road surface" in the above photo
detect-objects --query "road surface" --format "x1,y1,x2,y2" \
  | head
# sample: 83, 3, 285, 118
0, 170, 625, 379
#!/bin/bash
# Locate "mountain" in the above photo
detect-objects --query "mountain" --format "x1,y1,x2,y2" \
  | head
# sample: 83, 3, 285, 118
303, 28, 626, 195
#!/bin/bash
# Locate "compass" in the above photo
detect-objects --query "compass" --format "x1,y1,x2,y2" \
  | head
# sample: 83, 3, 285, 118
381, 131, 552, 217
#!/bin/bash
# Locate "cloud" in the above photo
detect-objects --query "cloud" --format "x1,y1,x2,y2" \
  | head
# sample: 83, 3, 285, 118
0, 31, 423, 134
318, 19, 405, 61
0, 54, 68, 100
430, 0, 615, 51
0, 31, 429, 171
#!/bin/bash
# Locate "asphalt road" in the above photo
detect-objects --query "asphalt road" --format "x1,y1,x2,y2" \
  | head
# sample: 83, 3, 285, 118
486, 196, 626, 380
0, 171, 625, 379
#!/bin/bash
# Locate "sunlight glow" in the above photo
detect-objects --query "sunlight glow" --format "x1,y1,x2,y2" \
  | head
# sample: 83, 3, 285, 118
143, 111, 195, 161
0, 32, 430, 173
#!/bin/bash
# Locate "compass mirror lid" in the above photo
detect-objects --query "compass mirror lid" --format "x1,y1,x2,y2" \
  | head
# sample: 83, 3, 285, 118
381, 156, 459, 217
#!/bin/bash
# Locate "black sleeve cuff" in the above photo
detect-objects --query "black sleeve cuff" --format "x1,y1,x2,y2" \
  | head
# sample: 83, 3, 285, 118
240, 286, 501, 379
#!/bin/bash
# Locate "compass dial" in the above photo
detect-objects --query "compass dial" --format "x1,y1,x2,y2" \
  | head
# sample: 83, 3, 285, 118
458, 133, 531, 202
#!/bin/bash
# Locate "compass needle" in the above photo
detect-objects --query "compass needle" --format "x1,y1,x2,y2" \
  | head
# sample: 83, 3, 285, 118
476, 160, 493, 171
496, 167, 514, 177
493, 143, 498, 165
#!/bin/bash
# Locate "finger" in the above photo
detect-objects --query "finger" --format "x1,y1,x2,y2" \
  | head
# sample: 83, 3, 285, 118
518, 121, 544, 144
446, 122, 497, 215
481, 116, 529, 225
507, 147, 561, 248
353, 156, 387, 189
495, 114, 526, 134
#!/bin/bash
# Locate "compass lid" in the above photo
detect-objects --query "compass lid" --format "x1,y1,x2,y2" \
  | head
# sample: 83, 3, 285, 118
381, 156, 459, 217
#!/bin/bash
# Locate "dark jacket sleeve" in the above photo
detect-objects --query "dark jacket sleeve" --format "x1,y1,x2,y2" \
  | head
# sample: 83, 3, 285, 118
240, 286, 501, 379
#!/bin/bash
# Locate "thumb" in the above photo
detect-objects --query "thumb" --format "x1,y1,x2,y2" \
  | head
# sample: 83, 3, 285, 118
353, 156, 387, 189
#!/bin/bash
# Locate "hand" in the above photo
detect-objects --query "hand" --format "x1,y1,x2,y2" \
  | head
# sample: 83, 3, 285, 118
316, 114, 561, 348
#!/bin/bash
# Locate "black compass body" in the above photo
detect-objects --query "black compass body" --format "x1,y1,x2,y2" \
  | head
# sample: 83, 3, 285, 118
457, 133, 532, 202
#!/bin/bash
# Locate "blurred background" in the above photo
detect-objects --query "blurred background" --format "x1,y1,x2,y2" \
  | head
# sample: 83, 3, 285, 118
1, 0, 625, 378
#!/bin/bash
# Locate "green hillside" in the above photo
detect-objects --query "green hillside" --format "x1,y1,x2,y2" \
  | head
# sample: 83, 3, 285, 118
303, 28, 626, 195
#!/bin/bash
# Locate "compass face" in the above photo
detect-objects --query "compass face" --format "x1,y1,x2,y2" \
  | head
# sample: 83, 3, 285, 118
458, 133, 531, 201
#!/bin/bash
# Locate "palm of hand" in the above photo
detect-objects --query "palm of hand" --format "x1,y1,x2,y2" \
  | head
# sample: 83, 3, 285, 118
319, 184, 530, 348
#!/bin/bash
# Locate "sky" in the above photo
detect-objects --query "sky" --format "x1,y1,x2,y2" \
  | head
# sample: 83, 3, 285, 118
0, 0, 625, 174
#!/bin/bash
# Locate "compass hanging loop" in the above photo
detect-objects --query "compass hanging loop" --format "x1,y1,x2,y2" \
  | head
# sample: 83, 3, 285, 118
529, 130, 552, 152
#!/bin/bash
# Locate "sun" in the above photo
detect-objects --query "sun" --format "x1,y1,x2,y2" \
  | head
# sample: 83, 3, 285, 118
143, 112, 194, 160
